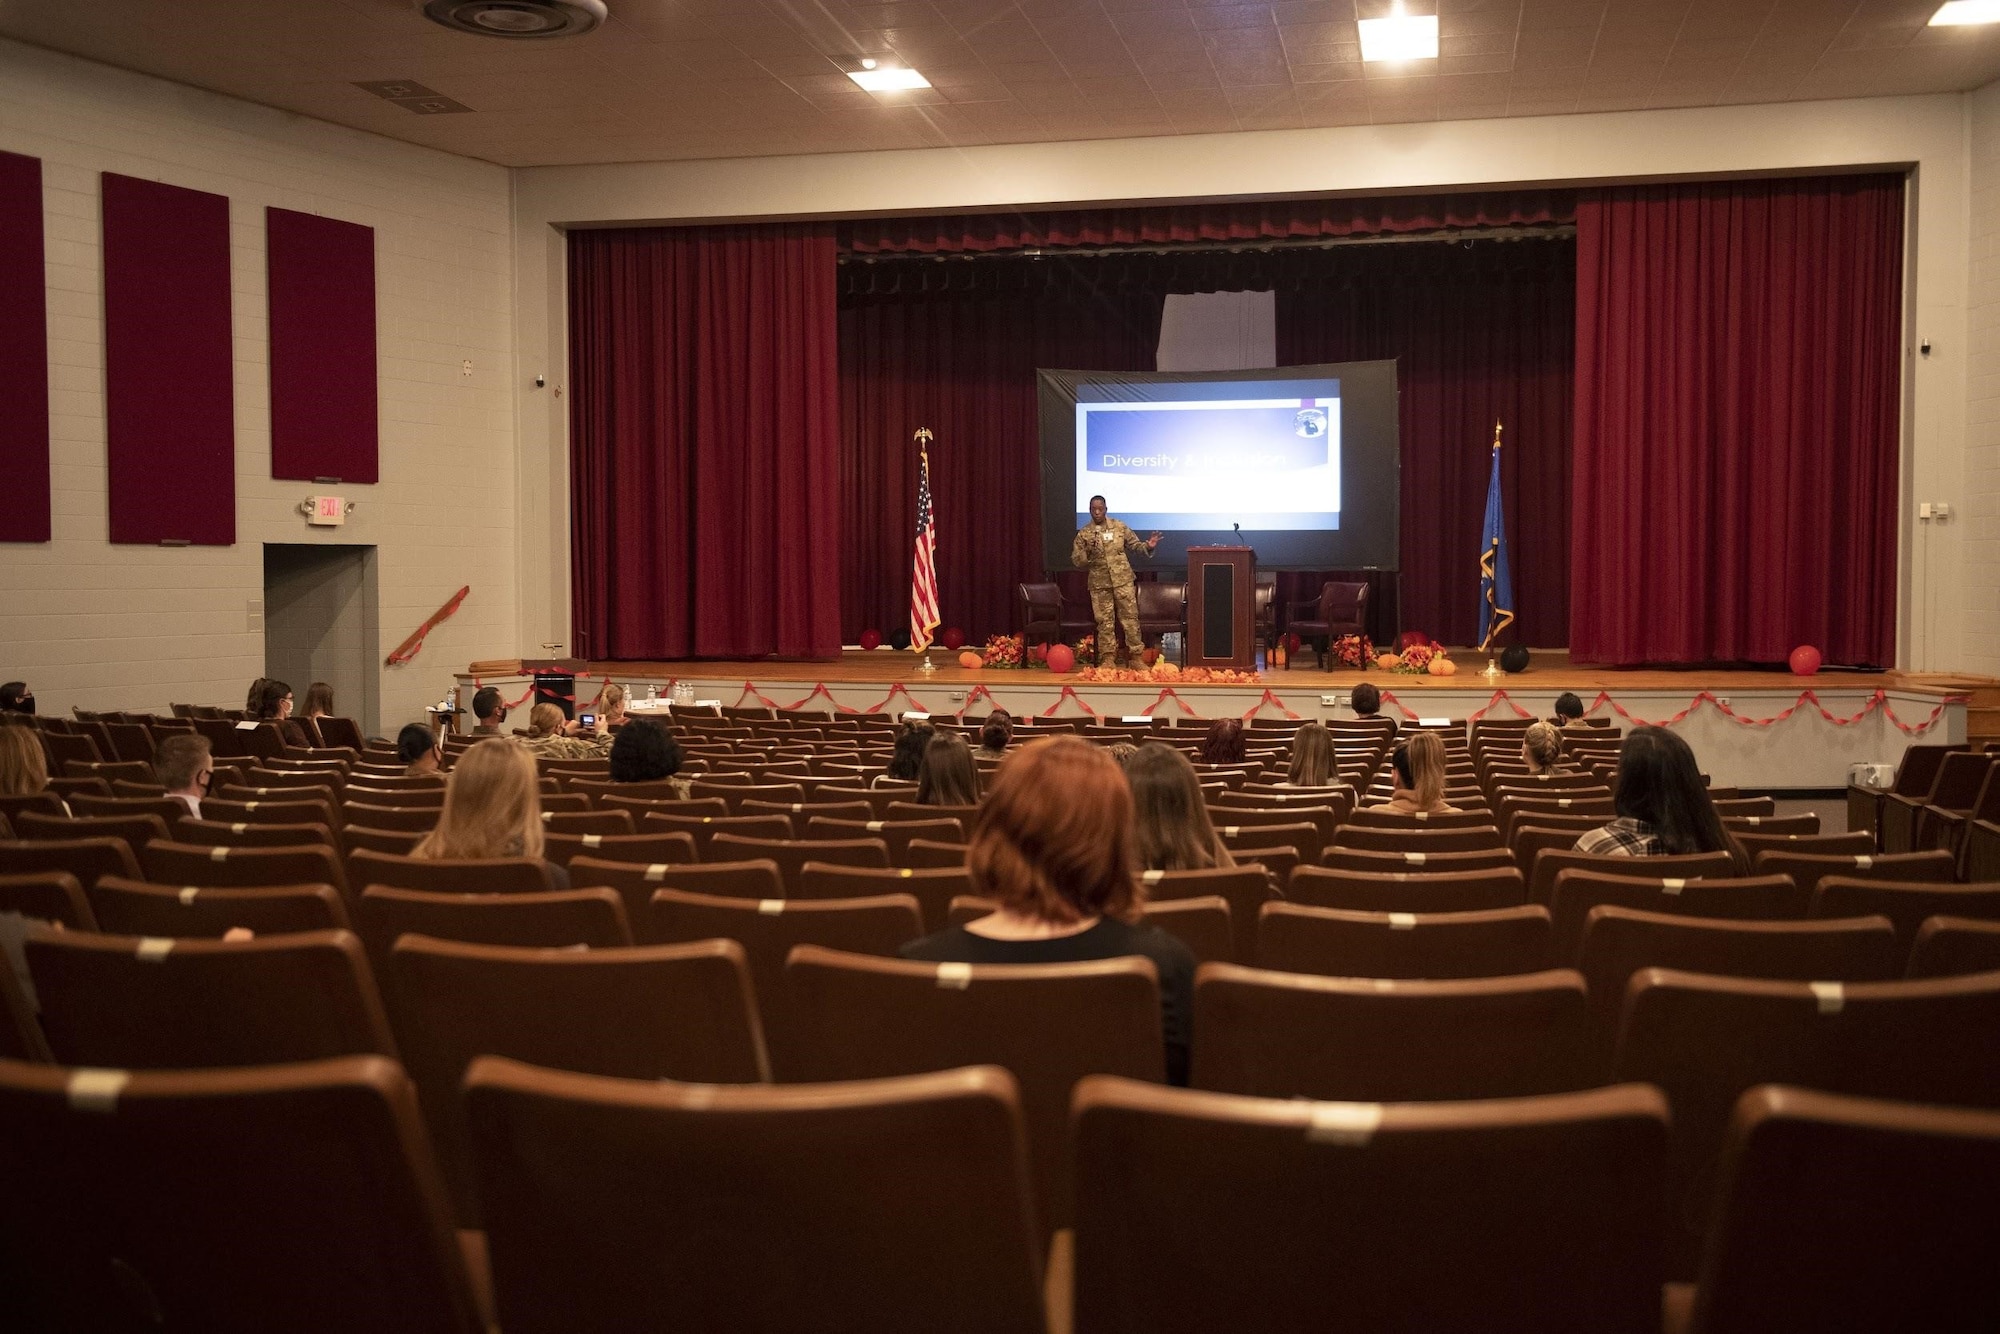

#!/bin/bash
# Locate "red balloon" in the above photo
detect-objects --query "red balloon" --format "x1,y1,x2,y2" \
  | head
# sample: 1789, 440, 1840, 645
858, 629, 882, 650
1046, 643, 1076, 674
1788, 644, 1823, 676
1397, 630, 1431, 651
941, 627, 965, 651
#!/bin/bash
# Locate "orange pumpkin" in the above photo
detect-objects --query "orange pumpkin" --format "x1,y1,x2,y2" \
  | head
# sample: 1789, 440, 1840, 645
1433, 657, 1458, 677
957, 650, 982, 669
1375, 653, 1401, 670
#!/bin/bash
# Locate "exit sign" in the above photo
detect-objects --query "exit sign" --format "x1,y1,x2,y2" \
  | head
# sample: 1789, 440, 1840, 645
306, 495, 346, 526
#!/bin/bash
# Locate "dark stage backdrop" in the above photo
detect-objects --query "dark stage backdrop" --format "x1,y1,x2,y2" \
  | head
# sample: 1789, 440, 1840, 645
568, 223, 842, 659
1570, 174, 1904, 667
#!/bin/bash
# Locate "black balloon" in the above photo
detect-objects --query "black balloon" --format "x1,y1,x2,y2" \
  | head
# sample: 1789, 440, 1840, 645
890, 628, 912, 651
1500, 646, 1532, 674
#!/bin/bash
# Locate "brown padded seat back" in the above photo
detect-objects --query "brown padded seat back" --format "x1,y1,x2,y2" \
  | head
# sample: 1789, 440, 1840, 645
1755, 848, 1954, 900
1332, 825, 1505, 854
1139, 866, 1275, 963
568, 854, 781, 923
0, 837, 141, 891
339, 802, 441, 831
1578, 907, 1903, 1059
0, 870, 94, 929
1321, 846, 1517, 876
1529, 849, 1736, 905
785, 944, 1163, 1234
1193, 963, 1593, 1101
89, 876, 348, 937
24, 927, 395, 1069
1811, 877, 2000, 951
1549, 872, 1808, 962
0, 1054, 484, 1333
795, 862, 972, 931
141, 840, 349, 900
171, 816, 334, 849
804, 815, 966, 861
541, 829, 695, 870
12, 811, 170, 854
1342, 807, 1499, 830
1691, 1087, 2000, 1334
356, 886, 630, 965
742, 799, 875, 836
641, 811, 793, 856
709, 832, 891, 890
1071, 1078, 1668, 1334
1908, 915, 2000, 978
1734, 830, 1873, 861
346, 847, 553, 896
464, 1058, 1044, 1334
1614, 968, 2000, 1280
386, 935, 766, 1227
1289, 864, 1526, 914
1256, 901, 1552, 979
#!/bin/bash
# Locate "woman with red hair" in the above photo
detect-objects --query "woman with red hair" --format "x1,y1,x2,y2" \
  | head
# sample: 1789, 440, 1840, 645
900, 735, 1196, 1083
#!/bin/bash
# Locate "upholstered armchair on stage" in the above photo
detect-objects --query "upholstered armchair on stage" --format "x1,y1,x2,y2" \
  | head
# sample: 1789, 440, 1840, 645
1136, 580, 1187, 648
1285, 581, 1369, 668
1019, 581, 1063, 645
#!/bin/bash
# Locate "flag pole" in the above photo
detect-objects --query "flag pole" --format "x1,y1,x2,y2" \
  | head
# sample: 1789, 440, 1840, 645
913, 427, 938, 678
1483, 420, 1503, 684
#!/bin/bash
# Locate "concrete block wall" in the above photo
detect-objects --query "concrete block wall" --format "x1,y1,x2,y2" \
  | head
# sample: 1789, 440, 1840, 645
0, 39, 517, 733
1967, 79, 2000, 676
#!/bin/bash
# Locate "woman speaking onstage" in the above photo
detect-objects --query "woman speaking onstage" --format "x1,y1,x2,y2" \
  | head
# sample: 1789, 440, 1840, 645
901, 735, 1196, 1085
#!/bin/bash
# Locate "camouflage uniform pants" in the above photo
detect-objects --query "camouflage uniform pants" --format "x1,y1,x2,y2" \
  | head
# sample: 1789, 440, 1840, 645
1090, 577, 1141, 667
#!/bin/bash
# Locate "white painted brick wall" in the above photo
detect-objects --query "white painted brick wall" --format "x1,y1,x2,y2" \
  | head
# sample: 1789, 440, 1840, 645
0, 39, 517, 734
1968, 81, 2000, 675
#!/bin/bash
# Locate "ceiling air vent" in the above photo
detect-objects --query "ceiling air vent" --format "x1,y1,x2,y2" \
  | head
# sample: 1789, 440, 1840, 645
419, 0, 607, 39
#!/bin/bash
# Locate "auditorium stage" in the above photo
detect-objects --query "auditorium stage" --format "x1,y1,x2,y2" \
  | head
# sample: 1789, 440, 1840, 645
456, 651, 1993, 792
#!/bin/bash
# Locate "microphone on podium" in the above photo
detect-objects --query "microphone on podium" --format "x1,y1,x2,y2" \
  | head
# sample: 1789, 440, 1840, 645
1232, 522, 1241, 545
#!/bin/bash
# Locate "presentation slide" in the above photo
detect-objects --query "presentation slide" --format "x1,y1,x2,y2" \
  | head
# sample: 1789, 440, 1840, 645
1038, 361, 1400, 572
1075, 379, 1342, 532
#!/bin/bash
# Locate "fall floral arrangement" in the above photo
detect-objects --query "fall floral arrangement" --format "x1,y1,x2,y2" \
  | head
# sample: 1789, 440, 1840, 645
980, 634, 1025, 668
1331, 634, 1375, 669
1073, 662, 1262, 684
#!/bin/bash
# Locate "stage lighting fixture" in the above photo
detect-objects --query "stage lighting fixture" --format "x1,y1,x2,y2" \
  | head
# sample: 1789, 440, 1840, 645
1359, 2, 1439, 62
1931, 1, 2000, 25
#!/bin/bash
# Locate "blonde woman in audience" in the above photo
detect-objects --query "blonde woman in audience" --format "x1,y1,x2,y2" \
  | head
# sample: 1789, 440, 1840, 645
1126, 741, 1235, 871
597, 682, 630, 730
900, 735, 1197, 1084
1106, 740, 1140, 768
915, 732, 979, 806
1379, 730, 1460, 815
0, 727, 68, 814
412, 739, 570, 887
1521, 721, 1569, 775
521, 702, 610, 759
1281, 721, 1340, 787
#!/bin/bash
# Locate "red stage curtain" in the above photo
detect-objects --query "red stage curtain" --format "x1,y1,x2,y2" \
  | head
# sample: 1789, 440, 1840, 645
1277, 238, 1577, 648
0, 150, 49, 544
838, 265, 1161, 644
841, 191, 1575, 254
568, 224, 841, 659
1570, 175, 1904, 667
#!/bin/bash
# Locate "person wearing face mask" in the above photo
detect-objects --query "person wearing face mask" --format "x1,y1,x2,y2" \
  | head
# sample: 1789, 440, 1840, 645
253, 679, 312, 750
0, 682, 34, 715
156, 734, 214, 819
470, 686, 509, 736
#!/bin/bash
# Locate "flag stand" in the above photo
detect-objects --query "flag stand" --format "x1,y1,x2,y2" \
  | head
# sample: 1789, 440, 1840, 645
917, 651, 936, 676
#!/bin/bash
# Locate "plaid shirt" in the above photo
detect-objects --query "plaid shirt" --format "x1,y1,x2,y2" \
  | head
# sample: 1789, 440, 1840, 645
1573, 817, 1665, 857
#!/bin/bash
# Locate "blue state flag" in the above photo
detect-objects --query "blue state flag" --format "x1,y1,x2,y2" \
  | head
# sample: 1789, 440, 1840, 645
1479, 435, 1515, 651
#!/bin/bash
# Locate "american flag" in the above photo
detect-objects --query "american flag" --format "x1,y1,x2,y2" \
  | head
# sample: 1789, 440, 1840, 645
909, 431, 939, 652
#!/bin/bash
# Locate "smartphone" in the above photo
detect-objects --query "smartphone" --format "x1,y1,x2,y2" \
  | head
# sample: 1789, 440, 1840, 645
578, 713, 597, 727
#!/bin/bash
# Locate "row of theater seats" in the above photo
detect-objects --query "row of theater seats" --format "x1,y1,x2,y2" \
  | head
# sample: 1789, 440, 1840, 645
1846, 741, 2000, 876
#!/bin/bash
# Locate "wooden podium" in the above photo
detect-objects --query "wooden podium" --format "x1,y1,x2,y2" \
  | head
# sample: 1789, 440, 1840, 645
1186, 546, 1256, 670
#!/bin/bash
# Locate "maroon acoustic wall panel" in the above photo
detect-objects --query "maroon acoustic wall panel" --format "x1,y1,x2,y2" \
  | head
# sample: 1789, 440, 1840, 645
0, 150, 50, 543
102, 172, 235, 544
267, 207, 378, 483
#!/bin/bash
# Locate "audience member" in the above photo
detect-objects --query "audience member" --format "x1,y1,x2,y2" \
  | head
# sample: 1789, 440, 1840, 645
0, 727, 68, 814
915, 732, 979, 806
1521, 721, 1568, 775
301, 681, 334, 721
155, 734, 213, 818
1282, 721, 1339, 787
878, 721, 934, 785
607, 718, 688, 795
597, 682, 630, 730
977, 709, 1013, 758
1575, 725, 1747, 869
412, 740, 570, 888
244, 677, 269, 716
470, 687, 507, 736
1106, 740, 1139, 768
1552, 691, 1586, 728
0, 682, 34, 714
900, 735, 1196, 1084
397, 723, 443, 778
521, 702, 609, 759
1380, 731, 1460, 815
1198, 717, 1246, 765
1350, 681, 1381, 718
1126, 741, 1234, 871
252, 679, 312, 749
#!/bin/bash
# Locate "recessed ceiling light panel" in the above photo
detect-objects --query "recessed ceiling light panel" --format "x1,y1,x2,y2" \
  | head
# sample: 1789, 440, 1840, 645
1359, 4, 1439, 62
847, 66, 931, 91
1930, 0, 2000, 24
420, 0, 607, 39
